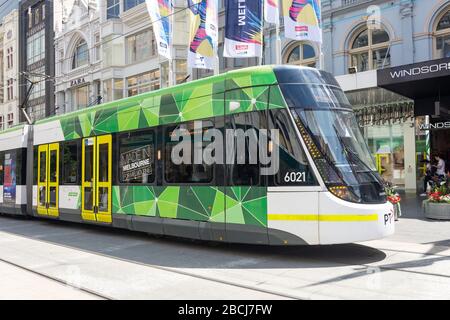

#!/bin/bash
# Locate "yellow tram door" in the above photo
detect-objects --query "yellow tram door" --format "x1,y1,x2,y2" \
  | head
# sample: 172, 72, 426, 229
37, 145, 48, 215
37, 143, 60, 217
82, 135, 112, 223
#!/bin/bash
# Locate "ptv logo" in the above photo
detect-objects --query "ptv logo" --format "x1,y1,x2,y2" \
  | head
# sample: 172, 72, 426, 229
384, 209, 394, 225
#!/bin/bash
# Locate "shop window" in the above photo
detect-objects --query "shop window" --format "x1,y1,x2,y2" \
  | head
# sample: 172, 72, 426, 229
349, 27, 391, 72
126, 29, 155, 64
164, 121, 214, 184
107, 0, 120, 19
119, 130, 155, 184
72, 39, 89, 69
7, 47, 13, 69
124, 0, 145, 11
71, 85, 90, 110
127, 70, 160, 97
434, 9, 450, 59
7, 79, 13, 101
284, 42, 317, 68
7, 113, 13, 127
94, 34, 101, 62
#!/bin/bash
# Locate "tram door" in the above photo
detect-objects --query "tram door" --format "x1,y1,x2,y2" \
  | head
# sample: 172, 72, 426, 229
82, 135, 112, 223
37, 143, 60, 217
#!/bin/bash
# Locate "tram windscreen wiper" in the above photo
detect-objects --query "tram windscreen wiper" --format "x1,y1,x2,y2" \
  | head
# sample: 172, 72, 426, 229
332, 124, 375, 174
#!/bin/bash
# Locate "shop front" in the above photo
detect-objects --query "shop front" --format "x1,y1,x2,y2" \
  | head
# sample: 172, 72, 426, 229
378, 57, 450, 194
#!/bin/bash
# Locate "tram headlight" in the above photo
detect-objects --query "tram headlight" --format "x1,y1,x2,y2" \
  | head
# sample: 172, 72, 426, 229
329, 185, 360, 203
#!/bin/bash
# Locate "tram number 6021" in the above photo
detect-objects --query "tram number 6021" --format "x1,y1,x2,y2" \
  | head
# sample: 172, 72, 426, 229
284, 172, 306, 183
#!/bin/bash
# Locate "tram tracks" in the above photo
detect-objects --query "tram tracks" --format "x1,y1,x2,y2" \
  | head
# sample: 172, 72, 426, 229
0, 227, 302, 300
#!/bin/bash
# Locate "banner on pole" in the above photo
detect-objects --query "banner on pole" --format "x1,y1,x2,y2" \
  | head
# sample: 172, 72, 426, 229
146, 0, 173, 59
282, 0, 322, 43
224, 0, 263, 58
187, 0, 219, 70
264, 0, 280, 25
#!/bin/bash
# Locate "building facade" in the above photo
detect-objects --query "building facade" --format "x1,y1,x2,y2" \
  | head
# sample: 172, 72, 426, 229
265, 0, 448, 193
0, 8, 19, 130
314, 0, 450, 193
54, 1, 102, 114
19, 0, 55, 122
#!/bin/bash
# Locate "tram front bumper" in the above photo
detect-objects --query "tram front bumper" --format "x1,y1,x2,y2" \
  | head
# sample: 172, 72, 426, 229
318, 192, 395, 245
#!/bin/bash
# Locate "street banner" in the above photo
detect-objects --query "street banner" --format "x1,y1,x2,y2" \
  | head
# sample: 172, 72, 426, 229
282, 0, 322, 43
224, 0, 263, 58
264, 0, 280, 25
187, 0, 219, 70
146, 0, 173, 59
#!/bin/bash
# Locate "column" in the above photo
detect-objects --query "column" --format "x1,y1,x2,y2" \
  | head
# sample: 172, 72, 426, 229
400, 0, 414, 64
403, 121, 417, 193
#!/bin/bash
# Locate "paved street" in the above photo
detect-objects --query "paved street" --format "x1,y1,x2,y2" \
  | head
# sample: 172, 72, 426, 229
0, 194, 449, 300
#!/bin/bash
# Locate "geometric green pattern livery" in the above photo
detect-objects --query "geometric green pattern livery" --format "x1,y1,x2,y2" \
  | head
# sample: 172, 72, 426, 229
113, 186, 268, 227
36, 66, 286, 141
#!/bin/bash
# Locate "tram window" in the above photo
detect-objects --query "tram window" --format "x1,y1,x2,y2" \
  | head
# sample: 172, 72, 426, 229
33, 148, 38, 185
16, 149, 26, 185
0, 152, 4, 185
39, 150, 46, 183
164, 121, 214, 184
85, 144, 93, 182
62, 142, 79, 184
227, 112, 265, 186
119, 130, 155, 184
268, 109, 317, 186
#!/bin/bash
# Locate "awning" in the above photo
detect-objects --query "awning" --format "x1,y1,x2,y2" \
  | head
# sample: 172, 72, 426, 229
377, 57, 450, 100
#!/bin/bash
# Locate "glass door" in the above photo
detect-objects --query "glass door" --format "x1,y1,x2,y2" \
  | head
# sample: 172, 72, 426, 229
37, 145, 48, 216
48, 144, 59, 217
96, 135, 112, 223
37, 143, 59, 217
82, 136, 112, 223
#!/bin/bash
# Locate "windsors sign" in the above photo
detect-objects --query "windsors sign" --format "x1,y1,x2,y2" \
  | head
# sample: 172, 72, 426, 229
378, 58, 450, 85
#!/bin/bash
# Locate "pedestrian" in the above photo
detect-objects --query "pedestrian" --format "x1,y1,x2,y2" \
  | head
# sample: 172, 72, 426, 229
420, 159, 433, 196
433, 154, 446, 179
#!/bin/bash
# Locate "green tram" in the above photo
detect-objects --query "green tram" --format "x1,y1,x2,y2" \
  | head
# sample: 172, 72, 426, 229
0, 66, 394, 245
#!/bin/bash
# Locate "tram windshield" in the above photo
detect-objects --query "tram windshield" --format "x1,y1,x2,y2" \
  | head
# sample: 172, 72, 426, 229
281, 83, 386, 204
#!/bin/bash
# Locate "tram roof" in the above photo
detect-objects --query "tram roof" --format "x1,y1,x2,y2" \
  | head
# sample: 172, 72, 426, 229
34, 65, 282, 125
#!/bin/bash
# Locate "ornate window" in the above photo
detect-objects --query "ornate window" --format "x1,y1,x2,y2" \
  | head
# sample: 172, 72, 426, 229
72, 39, 89, 69
434, 9, 450, 59
348, 27, 391, 72
284, 42, 317, 67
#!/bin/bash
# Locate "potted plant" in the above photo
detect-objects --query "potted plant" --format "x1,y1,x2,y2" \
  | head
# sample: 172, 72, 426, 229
423, 183, 450, 220
385, 183, 401, 221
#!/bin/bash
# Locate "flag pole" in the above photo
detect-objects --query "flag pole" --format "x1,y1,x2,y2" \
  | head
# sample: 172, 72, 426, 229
275, 21, 281, 65
169, 2, 175, 87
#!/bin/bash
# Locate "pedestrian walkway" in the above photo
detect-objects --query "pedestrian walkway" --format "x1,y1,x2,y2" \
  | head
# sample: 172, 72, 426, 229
0, 260, 100, 300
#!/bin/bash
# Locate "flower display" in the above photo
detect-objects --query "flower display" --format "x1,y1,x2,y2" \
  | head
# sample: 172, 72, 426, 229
385, 182, 401, 220
427, 185, 450, 204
